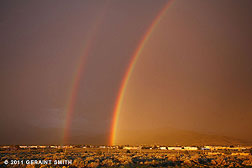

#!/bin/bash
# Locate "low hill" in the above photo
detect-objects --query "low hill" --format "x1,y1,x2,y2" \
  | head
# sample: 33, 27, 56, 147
114, 127, 250, 146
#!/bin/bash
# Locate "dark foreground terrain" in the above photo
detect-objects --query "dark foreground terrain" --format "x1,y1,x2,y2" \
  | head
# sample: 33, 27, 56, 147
1, 148, 252, 167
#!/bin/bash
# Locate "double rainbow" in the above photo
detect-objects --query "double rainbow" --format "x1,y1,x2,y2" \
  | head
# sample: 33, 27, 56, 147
62, 0, 173, 145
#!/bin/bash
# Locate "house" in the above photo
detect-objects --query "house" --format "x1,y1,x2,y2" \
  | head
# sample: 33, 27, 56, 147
184, 147, 198, 150
160, 147, 167, 150
202, 146, 210, 150
123, 146, 139, 150
62, 145, 73, 149
167, 147, 183, 150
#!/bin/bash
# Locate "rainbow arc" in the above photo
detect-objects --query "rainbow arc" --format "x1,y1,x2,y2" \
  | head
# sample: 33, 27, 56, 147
110, 0, 174, 145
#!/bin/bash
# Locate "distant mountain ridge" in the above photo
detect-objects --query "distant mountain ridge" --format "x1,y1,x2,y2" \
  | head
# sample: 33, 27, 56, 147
1, 122, 250, 146
114, 127, 251, 146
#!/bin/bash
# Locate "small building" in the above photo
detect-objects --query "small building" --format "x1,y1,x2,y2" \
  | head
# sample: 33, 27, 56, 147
62, 145, 73, 149
202, 146, 210, 150
184, 147, 198, 150
123, 146, 139, 150
160, 147, 167, 150
213, 146, 229, 150
167, 147, 183, 150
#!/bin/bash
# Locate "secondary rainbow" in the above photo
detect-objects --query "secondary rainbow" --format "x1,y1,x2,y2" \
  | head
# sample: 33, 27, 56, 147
62, 42, 92, 144
110, 0, 174, 145
62, 4, 108, 144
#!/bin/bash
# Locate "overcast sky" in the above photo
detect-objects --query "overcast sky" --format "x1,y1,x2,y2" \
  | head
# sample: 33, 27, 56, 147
1, 0, 252, 145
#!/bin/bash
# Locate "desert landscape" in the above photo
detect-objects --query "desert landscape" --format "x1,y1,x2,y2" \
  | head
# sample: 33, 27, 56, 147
1, 145, 252, 167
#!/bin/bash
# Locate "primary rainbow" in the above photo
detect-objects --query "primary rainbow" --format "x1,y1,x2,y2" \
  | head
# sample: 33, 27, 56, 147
110, 0, 174, 145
